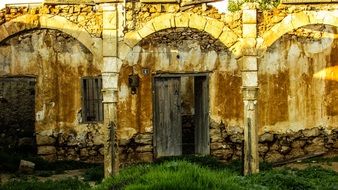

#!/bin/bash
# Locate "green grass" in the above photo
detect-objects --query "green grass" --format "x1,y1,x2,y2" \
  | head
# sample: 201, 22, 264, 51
94, 156, 338, 190
1, 155, 338, 190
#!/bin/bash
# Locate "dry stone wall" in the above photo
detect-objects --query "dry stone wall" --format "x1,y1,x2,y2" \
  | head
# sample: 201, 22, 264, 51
125, 2, 242, 36
0, 4, 102, 37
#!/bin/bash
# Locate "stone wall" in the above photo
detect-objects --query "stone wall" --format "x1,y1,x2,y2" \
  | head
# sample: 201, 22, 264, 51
0, 29, 104, 161
124, 2, 242, 36
0, 77, 36, 153
0, 1, 337, 166
0, 4, 102, 37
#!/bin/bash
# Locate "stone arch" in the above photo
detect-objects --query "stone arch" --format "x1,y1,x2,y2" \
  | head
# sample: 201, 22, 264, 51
120, 13, 240, 61
0, 14, 99, 57
261, 10, 338, 49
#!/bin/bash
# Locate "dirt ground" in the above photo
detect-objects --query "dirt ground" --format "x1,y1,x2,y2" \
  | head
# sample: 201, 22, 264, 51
1, 161, 337, 186
0, 169, 96, 186
282, 162, 338, 172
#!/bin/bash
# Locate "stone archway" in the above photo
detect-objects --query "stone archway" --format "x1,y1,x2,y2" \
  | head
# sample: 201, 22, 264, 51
119, 13, 241, 61
0, 14, 100, 58
117, 25, 243, 164
261, 10, 338, 49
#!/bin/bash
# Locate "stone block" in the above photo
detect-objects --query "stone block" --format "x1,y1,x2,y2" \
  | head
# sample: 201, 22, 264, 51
136, 145, 153, 152
229, 42, 243, 58
243, 24, 257, 38
77, 30, 96, 52
102, 89, 118, 103
258, 143, 269, 153
103, 9, 117, 30
308, 11, 325, 25
204, 19, 224, 39
210, 142, 224, 150
259, 133, 274, 142
38, 146, 56, 155
19, 160, 35, 174
0, 25, 9, 42
103, 57, 122, 73
18, 137, 34, 147
265, 150, 284, 163
118, 42, 132, 60
153, 14, 174, 31
174, 13, 190, 28
285, 148, 305, 160
291, 140, 306, 148
36, 135, 56, 145
302, 128, 320, 137
102, 30, 118, 57
211, 149, 233, 160
242, 71, 258, 87
242, 9, 257, 24
138, 22, 156, 38
262, 29, 279, 48
124, 31, 142, 48
135, 133, 152, 144
138, 152, 153, 162
241, 56, 257, 71
323, 13, 338, 27
102, 73, 119, 89
218, 27, 238, 48
189, 14, 207, 31
291, 12, 310, 29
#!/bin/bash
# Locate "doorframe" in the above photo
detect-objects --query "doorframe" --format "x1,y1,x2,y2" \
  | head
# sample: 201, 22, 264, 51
152, 72, 210, 158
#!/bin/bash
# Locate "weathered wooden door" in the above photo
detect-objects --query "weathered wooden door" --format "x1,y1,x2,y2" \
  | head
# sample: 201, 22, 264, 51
154, 77, 182, 157
194, 76, 210, 155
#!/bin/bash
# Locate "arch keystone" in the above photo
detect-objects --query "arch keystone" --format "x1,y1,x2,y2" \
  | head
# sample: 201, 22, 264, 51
189, 14, 207, 31
174, 13, 190, 28
291, 12, 310, 29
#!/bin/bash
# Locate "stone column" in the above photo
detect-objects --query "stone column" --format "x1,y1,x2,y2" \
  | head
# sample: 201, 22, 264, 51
102, 3, 123, 177
241, 3, 259, 175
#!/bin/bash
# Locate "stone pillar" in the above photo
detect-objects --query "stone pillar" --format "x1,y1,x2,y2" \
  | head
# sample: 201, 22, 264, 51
102, 3, 123, 177
241, 3, 259, 175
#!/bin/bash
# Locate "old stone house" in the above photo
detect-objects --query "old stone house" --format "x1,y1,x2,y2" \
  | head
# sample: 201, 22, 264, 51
0, 0, 338, 175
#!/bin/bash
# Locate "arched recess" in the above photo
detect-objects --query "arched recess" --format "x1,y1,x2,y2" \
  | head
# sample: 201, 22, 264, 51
118, 21, 244, 162
0, 14, 99, 57
119, 13, 241, 61
261, 10, 338, 49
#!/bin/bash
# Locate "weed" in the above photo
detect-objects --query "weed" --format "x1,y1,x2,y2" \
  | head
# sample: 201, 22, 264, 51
83, 165, 104, 182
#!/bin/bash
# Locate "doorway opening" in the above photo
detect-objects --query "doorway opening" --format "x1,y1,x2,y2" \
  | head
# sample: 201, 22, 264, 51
0, 76, 36, 154
153, 74, 209, 158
